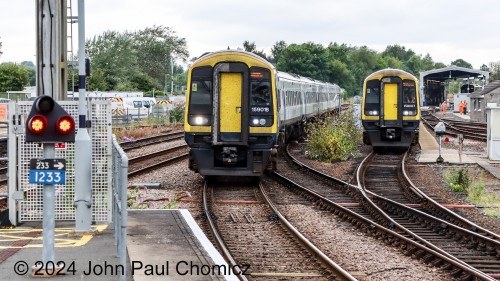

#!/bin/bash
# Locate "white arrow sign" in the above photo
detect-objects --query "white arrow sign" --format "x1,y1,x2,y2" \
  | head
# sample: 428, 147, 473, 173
54, 161, 65, 170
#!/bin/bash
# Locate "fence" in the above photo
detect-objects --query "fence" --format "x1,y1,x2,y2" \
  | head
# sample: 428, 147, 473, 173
112, 135, 128, 281
8, 100, 112, 224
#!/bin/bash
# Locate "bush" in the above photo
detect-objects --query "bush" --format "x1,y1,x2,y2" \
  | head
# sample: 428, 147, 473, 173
169, 103, 185, 123
306, 111, 361, 162
444, 168, 471, 192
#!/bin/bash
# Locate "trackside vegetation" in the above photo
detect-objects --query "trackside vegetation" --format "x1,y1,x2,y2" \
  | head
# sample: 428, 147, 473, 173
444, 168, 500, 217
306, 111, 362, 162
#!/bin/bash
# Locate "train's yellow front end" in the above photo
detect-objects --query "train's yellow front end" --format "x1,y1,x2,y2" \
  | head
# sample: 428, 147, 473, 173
184, 50, 278, 177
361, 68, 420, 148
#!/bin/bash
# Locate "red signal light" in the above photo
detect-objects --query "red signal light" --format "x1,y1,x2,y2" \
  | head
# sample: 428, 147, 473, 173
28, 115, 48, 134
56, 116, 75, 135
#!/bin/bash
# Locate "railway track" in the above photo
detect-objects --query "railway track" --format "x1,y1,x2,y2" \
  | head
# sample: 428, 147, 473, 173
202, 180, 356, 280
128, 143, 189, 177
421, 114, 487, 141
358, 152, 500, 280
120, 130, 184, 151
276, 144, 498, 280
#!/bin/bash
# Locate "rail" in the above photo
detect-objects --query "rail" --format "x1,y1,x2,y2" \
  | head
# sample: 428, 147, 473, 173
111, 135, 129, 281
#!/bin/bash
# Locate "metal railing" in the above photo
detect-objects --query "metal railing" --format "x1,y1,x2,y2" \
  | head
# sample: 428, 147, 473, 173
112, 135, 128, 281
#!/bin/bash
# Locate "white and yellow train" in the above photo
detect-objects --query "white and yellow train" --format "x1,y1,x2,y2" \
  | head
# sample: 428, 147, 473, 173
184, 50, 341, 177
361, 68, 420, 148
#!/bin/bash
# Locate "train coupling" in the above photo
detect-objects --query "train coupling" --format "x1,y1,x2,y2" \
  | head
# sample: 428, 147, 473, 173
222, 147, 238, 164
385, 128, 396, 140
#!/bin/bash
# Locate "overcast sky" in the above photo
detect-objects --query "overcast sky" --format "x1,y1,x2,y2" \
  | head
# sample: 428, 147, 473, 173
1, 0, 499, 69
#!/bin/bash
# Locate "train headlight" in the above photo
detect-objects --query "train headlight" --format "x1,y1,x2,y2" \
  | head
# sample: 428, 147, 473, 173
250, 116, 273, 127
366, 110, 378, 116
189, 115, 210, 126
403, 110, 416, 116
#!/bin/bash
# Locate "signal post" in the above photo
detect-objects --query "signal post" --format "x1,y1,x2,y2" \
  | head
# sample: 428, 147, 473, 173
25, 96, 76, 276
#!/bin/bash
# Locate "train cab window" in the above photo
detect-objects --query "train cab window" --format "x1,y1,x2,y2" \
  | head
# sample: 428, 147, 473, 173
188, 66, 213, 125
364, 80, 380, 115
402, 80, 417, 115
189, 67, 212, 113
250, 67, 272, 114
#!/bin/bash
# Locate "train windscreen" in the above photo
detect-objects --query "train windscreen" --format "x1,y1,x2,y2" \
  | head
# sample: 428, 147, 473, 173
250, 68, 272, 114
188, 66, 212, 125
402, 80, 417, 115
364, 80, 380, 115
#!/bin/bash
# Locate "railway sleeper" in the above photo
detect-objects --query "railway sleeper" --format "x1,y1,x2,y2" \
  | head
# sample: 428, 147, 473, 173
459, 273, 474, 281
422, 253, 435, 264
413, 249, 426, 259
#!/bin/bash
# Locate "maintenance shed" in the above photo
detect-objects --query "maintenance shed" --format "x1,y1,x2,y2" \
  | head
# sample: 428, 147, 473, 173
419, 66, 489, 107
469, 80, 500, 122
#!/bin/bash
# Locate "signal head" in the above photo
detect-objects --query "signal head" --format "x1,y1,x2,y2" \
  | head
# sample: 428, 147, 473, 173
56, 116, 75, 135
34, 95, 55, 114
25, 95, 76, 143
28, 115, 48, 134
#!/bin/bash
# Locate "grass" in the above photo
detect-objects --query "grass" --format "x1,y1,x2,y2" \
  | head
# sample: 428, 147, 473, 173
444, 168, 500, 217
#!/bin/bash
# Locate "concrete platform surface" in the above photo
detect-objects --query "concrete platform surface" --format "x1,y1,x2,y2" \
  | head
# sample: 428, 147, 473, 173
127, 209, 239, 281
416, 149, 476, 164
0, 222, 132, 280
0, 209, 240, 281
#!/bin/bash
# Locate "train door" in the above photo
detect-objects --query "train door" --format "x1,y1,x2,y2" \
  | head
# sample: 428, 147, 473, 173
383, 83, 398, 121
220, 73, 242, 137
212, 62, 249, 145
381, 77, 403, 127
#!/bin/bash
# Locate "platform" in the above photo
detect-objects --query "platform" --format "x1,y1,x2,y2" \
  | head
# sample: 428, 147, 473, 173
0, 222, 131, 280
417, 118, 500, 180
127, 209, 238, 281
0, 210, 237, 280
417, 122, 475, 164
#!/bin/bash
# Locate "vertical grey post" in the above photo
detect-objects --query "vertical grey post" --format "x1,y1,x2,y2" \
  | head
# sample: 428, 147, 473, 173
36, 0, 67, 100
42, 144, 56, 264
120, 153, 128, 281
73, 0, 93, 232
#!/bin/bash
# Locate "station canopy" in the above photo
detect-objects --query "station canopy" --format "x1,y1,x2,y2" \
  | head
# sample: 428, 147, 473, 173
419, 66, 489, 106
420, 65, 489, 86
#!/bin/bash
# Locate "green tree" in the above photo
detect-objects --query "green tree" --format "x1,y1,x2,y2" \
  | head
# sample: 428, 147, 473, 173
0, 37, 3, 58
270, 40, 287, 63
434, 62, 447, 69
21, 61, 36, 86
325, 59, 356, 95
451, 59, 473, 69
0, 63, 30, 91
242, 41, 268, 60
420, 54, 435, 71
276, 42, 328, 80
376, 55, 403, 69
129, 25, 188, 90
382, 45, 415, 62
86, 30, 138, 91
404, 55, 422, 75
326, 43, 350, 63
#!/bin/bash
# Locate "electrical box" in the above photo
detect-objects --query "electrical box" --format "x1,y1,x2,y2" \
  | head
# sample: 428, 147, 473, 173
487, 105, 500, 160
434, 121, 446, 136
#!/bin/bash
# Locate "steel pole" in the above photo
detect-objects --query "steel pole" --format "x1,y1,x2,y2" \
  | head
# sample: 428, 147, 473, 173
73, 0, 93, 233
42, 144, 56, 264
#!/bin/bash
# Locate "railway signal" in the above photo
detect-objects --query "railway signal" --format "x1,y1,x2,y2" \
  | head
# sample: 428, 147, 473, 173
25, 95, 75, 143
